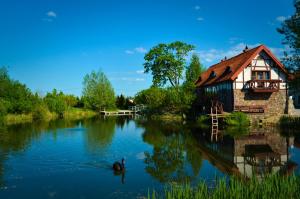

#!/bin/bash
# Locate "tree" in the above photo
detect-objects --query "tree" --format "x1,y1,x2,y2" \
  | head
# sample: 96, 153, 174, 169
44, 89, 67, 117
116, 94, 126, 109
82, 70, 116, 111
0, 66, 38, 114
277, 0, 300, 72
185, 54, 204, 85
144, 41, 195, 87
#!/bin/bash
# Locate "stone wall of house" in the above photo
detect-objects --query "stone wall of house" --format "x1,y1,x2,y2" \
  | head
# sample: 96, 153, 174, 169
233, 89, 289, 117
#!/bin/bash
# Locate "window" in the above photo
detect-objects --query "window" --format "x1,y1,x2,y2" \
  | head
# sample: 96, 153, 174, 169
252, 71, 270, 80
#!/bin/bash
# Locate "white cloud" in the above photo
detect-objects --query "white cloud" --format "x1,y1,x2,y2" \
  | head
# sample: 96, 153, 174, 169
135, 78, 145, 81
136, 70, 144, 74
276, 16, 287, 22
125, 47, 147, 55
195, 5, 200, 10
125, 50, 134, 54
118, 77, 145, 82
196, 43, 286, 65
135, 47, 147, 53
196, 43, 259, 63
47, 11, 57, 18
228, 37, 243, 44
197, 17, 204, 21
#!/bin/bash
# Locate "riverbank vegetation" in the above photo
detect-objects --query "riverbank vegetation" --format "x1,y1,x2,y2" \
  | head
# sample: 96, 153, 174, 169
148, 174, 300, 199
0, 67, 117, 125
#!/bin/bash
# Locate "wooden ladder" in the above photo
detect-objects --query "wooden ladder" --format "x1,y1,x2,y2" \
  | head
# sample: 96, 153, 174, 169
211, 106, 219, 141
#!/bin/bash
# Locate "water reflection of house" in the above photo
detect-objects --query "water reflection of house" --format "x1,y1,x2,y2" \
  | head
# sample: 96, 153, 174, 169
196, 129, 297, 178
233, 132, 295, 178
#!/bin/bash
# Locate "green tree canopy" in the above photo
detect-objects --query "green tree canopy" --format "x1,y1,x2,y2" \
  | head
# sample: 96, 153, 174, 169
82, 70, 116, 111
277, 0, 300, 71
144, 41, 195, 87
0, 66, 38, 114
185, 54, 204, 85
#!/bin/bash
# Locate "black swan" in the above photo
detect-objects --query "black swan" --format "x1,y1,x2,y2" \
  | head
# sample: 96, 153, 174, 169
113, 158, 125, 172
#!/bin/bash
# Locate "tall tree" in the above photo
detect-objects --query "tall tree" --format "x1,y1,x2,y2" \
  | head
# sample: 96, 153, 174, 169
144, 41, 195, 87
185, 54, 204, 85
277, 0, 300, 71
82, 70, 115, 111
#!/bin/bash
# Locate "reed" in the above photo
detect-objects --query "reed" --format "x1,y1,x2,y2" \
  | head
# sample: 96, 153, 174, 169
149, 175, 300, 199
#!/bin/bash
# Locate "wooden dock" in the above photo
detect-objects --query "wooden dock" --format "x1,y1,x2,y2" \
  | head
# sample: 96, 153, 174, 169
100, 105, 146, 116
100, 110, 134, 116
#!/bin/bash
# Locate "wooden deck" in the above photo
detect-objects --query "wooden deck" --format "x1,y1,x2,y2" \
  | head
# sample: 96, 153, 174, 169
100, 110, 134, 116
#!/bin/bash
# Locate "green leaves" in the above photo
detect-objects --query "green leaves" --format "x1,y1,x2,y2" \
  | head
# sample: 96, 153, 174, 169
82, 70, 116, 111
144, 41, 195, 87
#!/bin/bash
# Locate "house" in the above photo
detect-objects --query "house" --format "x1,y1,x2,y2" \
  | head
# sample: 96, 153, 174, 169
195, 44, 294, 116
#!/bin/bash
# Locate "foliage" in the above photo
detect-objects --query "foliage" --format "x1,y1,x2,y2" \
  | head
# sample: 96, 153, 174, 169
164, 85, 196, 114
225, 112, 250, 127
82, 70, 116, 111
135, 85, 195, 115
196, 115, 210, 129
185, 54, 204, 85
63, 94, 79, 107
44, 89, 67, 117
277, 1, 300, 91
0, 67, 39, 114
135, 87, 166, 112
32, 103, 51, 121
63, 108, 97, 120
116, 94, 134, 109
149, 174, 300, 199
144, 41, 195, 87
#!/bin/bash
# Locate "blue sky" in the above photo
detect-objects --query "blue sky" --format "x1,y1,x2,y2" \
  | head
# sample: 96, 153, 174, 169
0, 0, 295, 96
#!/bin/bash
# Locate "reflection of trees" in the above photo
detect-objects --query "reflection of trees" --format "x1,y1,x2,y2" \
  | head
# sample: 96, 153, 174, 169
0, 119, 81, 186
140, 120, 203, 183
83, 117, 117, 152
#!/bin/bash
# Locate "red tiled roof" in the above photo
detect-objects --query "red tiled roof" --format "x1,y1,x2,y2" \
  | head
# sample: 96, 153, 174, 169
195, 45, 287, 87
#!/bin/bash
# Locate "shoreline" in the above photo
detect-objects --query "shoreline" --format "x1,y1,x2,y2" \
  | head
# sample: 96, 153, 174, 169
2, 108, 98, 126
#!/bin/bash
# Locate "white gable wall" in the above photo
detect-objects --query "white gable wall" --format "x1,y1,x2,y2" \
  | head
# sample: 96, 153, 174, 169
233, 52, 287, 89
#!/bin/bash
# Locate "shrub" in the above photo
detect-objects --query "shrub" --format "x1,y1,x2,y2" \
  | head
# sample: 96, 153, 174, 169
32, 104, 51, 121
196, 115, 210, 129
225, 112, 250, 126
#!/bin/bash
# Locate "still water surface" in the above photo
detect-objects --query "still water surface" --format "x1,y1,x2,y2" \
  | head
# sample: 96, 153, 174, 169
0, 117, 299, 199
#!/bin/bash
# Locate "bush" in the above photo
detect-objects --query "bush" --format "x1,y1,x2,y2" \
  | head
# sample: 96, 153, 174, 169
225, 112, 250, 126
135, 87, 166, 112
44, 90, 67, 118
32, 104, 51, 121
0, 98, 7, 123
196, 115, 210, 129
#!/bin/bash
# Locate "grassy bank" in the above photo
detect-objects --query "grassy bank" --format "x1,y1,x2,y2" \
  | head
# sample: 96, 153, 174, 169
149, 113, 183, 122
149, 175, 300, 199
3, 108, 97, 125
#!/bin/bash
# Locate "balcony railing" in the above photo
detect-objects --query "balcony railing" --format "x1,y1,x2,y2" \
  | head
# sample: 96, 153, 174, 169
247, 79, 282, 93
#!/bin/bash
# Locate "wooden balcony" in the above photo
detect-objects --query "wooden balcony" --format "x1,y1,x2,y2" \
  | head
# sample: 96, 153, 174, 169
247, 80, 282, 93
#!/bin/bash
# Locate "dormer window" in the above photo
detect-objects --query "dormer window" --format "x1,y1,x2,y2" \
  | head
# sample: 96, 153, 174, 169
225, 66, 232, 73
210, 71, 217, 78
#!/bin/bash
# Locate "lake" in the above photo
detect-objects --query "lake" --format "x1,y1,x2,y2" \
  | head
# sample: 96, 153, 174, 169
0, 116, 299, 199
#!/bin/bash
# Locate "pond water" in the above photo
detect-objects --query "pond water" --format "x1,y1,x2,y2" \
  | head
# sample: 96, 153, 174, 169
0, 116, 299, 199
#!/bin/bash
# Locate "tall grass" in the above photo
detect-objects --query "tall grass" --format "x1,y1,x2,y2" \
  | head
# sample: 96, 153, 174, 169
149, 175, 300, 199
